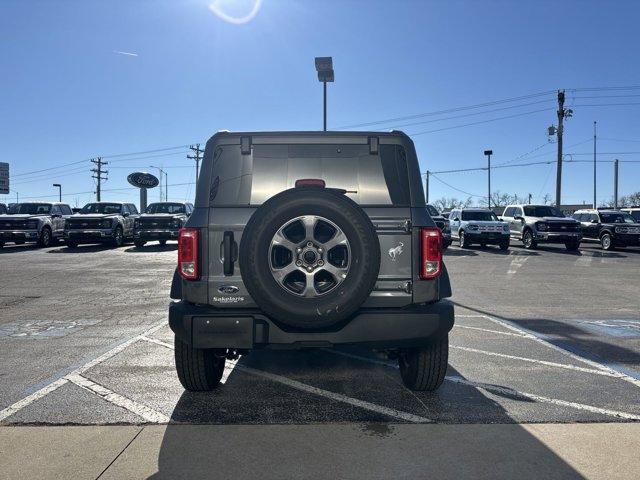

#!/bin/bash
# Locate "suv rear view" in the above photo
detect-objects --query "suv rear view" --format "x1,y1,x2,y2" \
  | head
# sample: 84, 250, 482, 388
169, 131, 453, 392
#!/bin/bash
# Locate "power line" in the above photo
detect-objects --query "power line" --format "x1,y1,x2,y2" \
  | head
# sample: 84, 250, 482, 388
409, 107, 554, 136
430, 174, 484, 198
334, 90, 557, 130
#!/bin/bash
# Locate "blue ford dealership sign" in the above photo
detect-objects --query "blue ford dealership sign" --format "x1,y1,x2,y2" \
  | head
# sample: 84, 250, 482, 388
127, 172, 159, 189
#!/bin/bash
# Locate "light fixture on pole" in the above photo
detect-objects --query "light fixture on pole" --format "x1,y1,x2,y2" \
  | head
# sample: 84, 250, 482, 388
150, 166, 168, 201
314, 57, 334, 131
52, 183, 62, 202
484, 150, 493, 208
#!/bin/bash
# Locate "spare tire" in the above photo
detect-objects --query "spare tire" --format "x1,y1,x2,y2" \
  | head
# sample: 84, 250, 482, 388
239, 187, 380, 329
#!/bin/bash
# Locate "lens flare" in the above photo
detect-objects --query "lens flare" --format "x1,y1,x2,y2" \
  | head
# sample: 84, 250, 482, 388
208, 0, 263, 25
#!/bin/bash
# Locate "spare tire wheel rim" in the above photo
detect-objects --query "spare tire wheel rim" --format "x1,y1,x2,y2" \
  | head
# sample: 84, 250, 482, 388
269, 215, 350, 298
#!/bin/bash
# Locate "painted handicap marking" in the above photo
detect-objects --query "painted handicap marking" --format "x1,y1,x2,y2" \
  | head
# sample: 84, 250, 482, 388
0, 319, 101, 339
577, 319, 640, 338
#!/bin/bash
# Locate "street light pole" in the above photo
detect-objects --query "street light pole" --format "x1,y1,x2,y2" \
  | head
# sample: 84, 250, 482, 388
315, 57, 334, 131
323, 81, 327, 131
53, 184, 61, 202
484, 150, 493, 208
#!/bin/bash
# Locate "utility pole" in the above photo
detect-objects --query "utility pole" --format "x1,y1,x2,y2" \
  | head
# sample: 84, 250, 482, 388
484, 150, 493, 208
593, 121, 597, 208
614, 159, 619, 209
91, 157, 108, 201
425, 171, 430, 203
150, 166, 167, 201
188, 144, 203, 182
554, 90, 572, 208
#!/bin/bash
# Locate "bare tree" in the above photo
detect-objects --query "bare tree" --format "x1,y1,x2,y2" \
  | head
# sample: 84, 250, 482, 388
600, 191, 640, 208
432, 197, 473, 211
542, 193, 553, 205
479, 191, 526, 208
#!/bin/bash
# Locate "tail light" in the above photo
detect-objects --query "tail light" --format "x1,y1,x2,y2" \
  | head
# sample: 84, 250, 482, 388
178, 228, 199, 280
420, 227, 442, 279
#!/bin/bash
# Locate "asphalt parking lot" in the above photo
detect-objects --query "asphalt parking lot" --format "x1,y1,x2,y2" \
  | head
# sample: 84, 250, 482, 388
1, 240, 639, 477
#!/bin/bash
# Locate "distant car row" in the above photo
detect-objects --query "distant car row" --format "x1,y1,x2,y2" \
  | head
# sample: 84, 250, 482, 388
0, 201, 193, 249
428, 204, 640, 251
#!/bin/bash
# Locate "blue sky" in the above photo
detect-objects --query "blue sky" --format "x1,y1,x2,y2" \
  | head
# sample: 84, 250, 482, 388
1, 0, 639, 208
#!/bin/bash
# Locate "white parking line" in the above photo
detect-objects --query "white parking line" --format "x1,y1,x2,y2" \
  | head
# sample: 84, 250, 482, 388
0, 378, 68, 422
325, 350, 640, 421
447, 375, 640, 421
0, 321, 166, 423
66, 373, 169, 423
144, 338, 431, 423
454, 325, 529, 338
450, 345, 621, 378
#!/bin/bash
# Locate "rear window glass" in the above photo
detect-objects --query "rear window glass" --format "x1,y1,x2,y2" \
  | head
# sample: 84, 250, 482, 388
8, 203, 51, 214
426, 205, 440, 217
81, 203, 122, 214
210, 143, 410, 207
146, 203, 185, 214
462, 211, 498, 221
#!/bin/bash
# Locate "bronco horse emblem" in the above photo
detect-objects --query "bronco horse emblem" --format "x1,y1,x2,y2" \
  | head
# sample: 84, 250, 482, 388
388, 242, 404, 261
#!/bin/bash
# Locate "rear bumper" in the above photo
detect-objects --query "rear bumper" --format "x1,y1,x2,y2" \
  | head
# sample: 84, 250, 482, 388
134, 229, 179, 241
169, 300, 455, 350
64, 229, 115, 243
0, 230, 39, 242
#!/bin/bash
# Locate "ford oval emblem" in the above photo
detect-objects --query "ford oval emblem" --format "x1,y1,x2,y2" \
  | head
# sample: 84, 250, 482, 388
218, 285, 239, 294
127, 172, 159, 189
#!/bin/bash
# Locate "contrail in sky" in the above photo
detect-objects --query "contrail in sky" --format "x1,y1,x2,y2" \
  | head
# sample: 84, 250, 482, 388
113, 50, 138, 57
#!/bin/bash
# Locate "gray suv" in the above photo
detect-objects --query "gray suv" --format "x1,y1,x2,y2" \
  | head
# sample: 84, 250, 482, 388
502, 204, 581, 250
170, 131, 453, 392
0, 202, 73, 248
64, 201, 139, 248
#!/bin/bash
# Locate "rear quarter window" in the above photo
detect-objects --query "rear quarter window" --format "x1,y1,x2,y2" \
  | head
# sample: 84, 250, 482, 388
209, 143, 410, 207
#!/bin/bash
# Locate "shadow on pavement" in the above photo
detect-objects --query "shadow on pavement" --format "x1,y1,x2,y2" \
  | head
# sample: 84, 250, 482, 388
124, 244, 178, 253
444, 248, 478, 257
452, 301, 640, 369
47, 243, 115, 253
148, 357, 585, 479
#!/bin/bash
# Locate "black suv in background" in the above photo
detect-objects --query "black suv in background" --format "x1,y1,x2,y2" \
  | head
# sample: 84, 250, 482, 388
64, 201, 139, 248
0, 202, 73, 248
573, 209, 640, 250
133, 201, 193, 248
427, 204, 452, 248
0, 203, 6, 215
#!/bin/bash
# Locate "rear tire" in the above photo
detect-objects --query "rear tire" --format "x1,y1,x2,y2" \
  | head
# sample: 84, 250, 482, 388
134, 240, 146, 248
66, 241, 78, 249
522, 229, 537, 249
159, 240, 167, 246
600, 233, 614, 251
0, 241, 4, 248
399, 335, 449, 392
499, 240, 510, 251
174, 338, 226, 391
